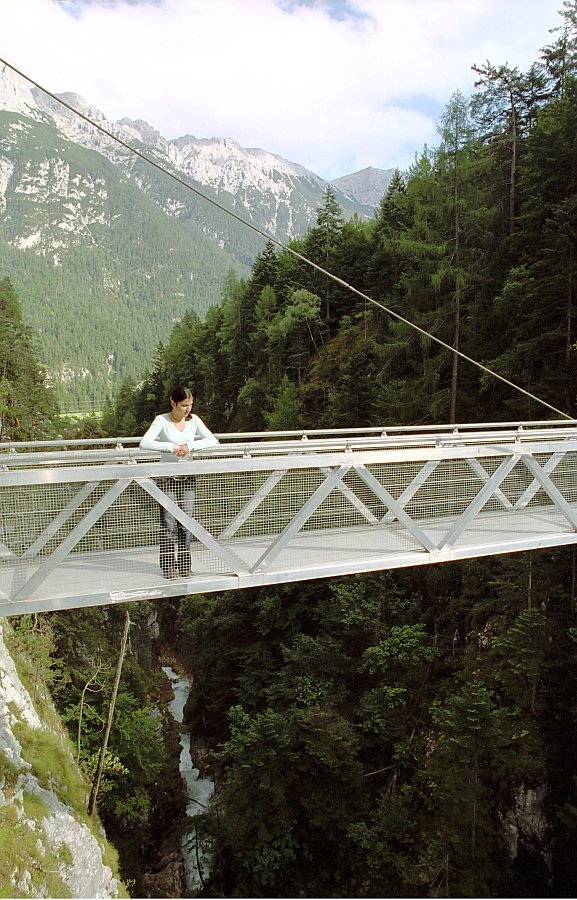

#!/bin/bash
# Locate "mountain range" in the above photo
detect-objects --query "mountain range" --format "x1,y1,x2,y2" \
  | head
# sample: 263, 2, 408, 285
0, 63, 394, 410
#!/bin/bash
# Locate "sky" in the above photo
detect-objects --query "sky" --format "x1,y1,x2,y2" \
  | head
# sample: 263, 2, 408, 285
0, 0, 565, 180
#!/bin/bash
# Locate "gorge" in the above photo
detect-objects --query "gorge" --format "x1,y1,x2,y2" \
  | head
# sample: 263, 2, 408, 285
162, 666, 214, 897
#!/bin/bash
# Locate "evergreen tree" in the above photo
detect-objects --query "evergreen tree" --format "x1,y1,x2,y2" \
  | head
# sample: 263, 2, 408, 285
263, 374, 303, 431
102, 376, 139, 437
471, 62, 535, 236
419, 679, 518, 896
367, 168, 408, 301
0, 276, 59, 440
133, 342, 167, 431
485, 77, 577, 417
540, 0, 577, 98
434, 90, 491, 421
303, 186, 345, 331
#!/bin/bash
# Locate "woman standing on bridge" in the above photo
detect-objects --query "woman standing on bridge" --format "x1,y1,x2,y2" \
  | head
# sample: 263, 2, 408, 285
140, 386, 218, 579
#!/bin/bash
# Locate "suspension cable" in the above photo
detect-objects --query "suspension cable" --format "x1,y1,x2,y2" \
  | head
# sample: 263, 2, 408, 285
0, 56, 571, 420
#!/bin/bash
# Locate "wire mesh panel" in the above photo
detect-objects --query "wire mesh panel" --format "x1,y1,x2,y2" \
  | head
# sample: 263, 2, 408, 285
1, 480, 156, 557
522, 451, 577, 506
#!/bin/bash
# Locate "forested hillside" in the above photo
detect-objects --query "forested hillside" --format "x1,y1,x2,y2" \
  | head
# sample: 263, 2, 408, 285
3, 3, 577, 898
0, 111, 248, 411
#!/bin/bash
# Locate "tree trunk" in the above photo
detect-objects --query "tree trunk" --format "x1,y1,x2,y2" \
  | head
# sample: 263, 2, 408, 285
450, 157, 461, 424
77, 664, 104, 764
508, 91, 517, 235
88, 611, 131, 815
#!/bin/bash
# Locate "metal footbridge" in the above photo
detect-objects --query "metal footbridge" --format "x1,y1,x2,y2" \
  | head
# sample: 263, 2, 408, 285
2, 420, 577, 617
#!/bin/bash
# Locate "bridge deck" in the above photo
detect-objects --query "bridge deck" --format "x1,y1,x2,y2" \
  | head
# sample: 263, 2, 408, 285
1, 505, 574, 617
2, 422, 577, 616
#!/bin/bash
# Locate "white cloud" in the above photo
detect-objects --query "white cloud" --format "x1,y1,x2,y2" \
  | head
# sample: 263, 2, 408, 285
0, 0, 563, 178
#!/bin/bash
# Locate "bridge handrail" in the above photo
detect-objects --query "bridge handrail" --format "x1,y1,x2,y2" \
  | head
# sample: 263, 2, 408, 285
3, 429, 577, 484
2, 419, 577, 471
0, 422, 577, 472
1, 418, 577, 454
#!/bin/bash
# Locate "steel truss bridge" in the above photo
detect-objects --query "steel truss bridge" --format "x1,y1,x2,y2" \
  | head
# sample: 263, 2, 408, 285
2, 420, 577, 617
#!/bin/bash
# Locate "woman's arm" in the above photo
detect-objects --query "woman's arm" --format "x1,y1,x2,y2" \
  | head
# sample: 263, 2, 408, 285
185, 415, 219, 452
139, 416, 174, 452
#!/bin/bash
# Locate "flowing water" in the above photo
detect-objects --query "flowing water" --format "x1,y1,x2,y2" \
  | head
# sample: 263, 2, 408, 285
162, 666, 215, 896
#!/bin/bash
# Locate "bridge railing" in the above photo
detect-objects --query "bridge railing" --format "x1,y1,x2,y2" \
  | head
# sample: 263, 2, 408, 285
2, 421, 577, 616
2, 418, 576, 457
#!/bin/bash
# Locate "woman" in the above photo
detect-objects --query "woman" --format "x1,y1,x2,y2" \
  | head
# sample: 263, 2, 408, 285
140, 386, 218, 579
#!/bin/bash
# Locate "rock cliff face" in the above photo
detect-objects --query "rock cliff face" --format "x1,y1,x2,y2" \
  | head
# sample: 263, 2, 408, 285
0, 620, 122, 898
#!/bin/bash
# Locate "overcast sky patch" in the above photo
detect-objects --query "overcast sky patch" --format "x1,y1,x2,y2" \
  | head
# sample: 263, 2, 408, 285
2, 0, 564, 180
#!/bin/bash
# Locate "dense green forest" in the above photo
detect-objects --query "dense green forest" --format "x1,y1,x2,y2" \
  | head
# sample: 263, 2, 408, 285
4, 2, 577, 896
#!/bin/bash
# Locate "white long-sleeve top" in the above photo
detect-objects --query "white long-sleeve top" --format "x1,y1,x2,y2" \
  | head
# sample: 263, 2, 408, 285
139, 413, 219, 463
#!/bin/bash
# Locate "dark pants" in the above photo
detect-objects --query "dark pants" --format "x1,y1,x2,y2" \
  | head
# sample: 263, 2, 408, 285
158, 476, 196, 576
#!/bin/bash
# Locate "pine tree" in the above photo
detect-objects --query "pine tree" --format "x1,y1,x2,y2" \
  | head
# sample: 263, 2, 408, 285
264, 374, 303, 430
0, 277, 59, 440
435, 91, 490, 421
485, 77, 577, 417
303, 186, 345, 330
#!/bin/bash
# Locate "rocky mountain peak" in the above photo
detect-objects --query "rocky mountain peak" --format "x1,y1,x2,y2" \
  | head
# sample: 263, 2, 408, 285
0, 62, 38, 118
118, 116, 166, 147
168, 133, 320, 195
57, 90, 101, 113
331, 165, 397, 209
